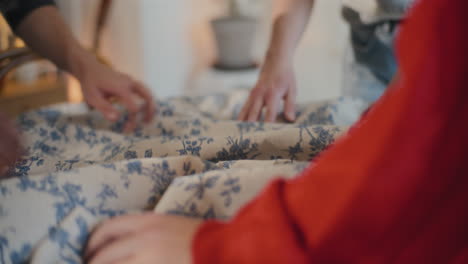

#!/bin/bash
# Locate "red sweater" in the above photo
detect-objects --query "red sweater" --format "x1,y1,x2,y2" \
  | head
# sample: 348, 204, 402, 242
193, 0, 468, 262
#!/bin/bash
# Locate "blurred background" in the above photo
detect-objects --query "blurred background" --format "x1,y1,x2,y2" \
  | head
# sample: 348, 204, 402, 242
0, 0, 348, 116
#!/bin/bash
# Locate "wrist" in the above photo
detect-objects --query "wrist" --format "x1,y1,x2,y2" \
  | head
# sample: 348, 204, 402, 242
65, 45, 98, 82
264, 48, 294, 69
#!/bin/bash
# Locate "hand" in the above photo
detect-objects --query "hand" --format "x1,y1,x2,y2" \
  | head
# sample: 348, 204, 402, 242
0, 112, 21, 177
13, 5, 156, 132
77, 58, 156, 132
85, 213, 202, 264
238, 58, 297, 123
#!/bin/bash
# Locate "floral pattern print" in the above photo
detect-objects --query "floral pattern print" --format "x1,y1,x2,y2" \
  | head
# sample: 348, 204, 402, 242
0, 89, 367, 263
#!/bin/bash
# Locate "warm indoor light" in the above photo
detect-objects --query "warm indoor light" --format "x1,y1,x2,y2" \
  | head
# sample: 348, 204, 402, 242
66, 74, 84, 103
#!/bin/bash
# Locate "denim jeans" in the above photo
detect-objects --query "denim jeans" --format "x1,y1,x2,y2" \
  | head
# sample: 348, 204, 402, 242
341, 7, 399, 102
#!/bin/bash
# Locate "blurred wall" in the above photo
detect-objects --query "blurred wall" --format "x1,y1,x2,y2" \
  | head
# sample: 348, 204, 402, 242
294, 0, 348, 102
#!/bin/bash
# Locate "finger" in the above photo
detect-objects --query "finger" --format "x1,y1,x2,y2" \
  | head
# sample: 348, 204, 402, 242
264, 92, 281, 122
87, 230, 156, 264
85, 213, 159, 259
86, 91, 119, 122
125, 247, 187, 264
247, 97, 264, 122
105, 256, 136, 264
112, 86, 140, 117
237, 97, 252, 121
112, 88, 140, 132
131, 81, 156, 123
238, 85, 262, 121
284, 85, 297, 122
123, 111, 137, 133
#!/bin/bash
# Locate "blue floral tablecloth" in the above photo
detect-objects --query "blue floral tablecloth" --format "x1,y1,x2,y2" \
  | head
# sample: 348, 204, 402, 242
0, 90, 368, 264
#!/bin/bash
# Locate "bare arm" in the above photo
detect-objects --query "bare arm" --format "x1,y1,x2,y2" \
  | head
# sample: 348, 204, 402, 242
266, 0, 315, 65
238, 0, 314, 122
14, 6, 155, 131
15, 6, 92, 79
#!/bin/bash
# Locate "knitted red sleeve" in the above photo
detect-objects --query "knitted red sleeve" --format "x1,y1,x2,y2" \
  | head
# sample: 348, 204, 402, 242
193, 0, 468, 262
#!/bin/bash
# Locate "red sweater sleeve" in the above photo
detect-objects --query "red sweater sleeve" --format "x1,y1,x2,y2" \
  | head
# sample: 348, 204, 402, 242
193, 0, 468, 263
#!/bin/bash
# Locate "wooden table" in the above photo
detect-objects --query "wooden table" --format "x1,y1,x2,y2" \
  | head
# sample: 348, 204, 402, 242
0, 72, 68, 117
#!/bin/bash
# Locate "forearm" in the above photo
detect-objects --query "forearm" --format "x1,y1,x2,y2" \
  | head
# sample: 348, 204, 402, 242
15, 6, 97, 80
265, 0, 314, 65
12, 5, 156, 127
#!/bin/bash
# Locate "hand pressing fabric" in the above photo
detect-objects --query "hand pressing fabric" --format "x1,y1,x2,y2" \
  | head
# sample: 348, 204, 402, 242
0, 112, 21, 178
75, 57, 156, 133
85, 213, 202, 264
14, 6, 157, 133
238, 58, 297, 123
